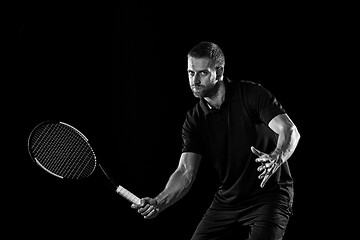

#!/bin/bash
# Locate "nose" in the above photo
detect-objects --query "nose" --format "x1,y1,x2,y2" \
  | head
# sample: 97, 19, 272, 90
193, 73, 201, 85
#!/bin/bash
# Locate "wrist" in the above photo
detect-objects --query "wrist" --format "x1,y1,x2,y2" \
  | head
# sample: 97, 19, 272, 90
272, 148, 284, 163
272, 148, 282, 155
154, 193, 167, 210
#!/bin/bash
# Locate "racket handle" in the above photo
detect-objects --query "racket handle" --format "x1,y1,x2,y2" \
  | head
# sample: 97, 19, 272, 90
115, 185, 141, 205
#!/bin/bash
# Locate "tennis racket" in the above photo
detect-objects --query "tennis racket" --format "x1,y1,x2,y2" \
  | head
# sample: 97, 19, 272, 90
28, 120, 141, 205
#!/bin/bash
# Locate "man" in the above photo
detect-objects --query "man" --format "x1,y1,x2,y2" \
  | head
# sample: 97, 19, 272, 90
131, 41, 300, 240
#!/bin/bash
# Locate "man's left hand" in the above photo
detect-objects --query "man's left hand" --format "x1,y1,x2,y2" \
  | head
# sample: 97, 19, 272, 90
251, 146, 283, 188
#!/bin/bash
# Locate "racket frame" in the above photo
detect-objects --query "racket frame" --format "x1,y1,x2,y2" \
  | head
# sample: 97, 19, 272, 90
27, 120, 96, 179
28, 120, 141, 205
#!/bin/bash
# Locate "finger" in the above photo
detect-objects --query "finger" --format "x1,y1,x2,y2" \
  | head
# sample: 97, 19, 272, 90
251, 146, 264, 157
261, 174, 271, 188
143, 208, 158, 219
257, 163, 268, 172
141, 205, 155, 216
262, 161, 279, 175
256, 156, 271, 163
264, 161, 274, 168
259, 169, 267, 179
255, 154, 272, 163
138, 204, 150, 214
271, 162, 281, 174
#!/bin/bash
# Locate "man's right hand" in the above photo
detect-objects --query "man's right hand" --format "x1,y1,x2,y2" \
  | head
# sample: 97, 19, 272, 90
131, 197, 160, 219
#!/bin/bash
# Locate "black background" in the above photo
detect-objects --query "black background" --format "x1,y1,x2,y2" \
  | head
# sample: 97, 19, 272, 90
7, 1, 348, 239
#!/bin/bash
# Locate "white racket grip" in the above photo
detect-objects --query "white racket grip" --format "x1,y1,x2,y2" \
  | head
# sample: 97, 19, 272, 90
116, 185, 141, 205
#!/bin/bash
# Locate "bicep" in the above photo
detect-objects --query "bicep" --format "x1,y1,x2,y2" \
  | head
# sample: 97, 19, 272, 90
268, 113, 295, 135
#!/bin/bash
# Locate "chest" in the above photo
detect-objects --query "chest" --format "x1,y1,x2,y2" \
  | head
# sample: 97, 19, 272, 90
201, 101, 255, 146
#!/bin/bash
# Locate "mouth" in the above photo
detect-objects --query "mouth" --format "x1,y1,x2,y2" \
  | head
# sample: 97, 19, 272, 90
191, 86, 204, 97
191, 85, 203, 92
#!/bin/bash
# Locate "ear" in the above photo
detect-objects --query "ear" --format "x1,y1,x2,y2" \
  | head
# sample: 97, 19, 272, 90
216, 66, 224, 80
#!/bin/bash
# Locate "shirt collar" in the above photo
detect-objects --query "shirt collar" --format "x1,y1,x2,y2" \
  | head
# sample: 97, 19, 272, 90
199, 77, 235, 115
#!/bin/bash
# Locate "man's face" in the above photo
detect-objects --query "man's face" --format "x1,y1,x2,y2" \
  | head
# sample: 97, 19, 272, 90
187, 57, 218, 98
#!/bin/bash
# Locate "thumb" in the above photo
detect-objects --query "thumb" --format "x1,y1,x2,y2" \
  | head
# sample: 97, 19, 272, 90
251, 146, 263, 157
131, 203, 139, 209
131, 198, 144, 209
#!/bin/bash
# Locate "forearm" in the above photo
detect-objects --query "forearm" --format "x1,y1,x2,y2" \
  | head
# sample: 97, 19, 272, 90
155, 168, 195, 210
274, 124, 300, 162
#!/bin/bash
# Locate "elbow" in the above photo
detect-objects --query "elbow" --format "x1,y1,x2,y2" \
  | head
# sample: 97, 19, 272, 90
290, 124, 301, 146
281, 120, 300, 146
172, 167, 196, 189
183, 169, 196, 188
178, 168, 196, 188
294, 125, 301, 142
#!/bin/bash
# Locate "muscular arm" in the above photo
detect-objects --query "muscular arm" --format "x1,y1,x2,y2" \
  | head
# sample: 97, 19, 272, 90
155, 152, 201, 208
133, 152, 202, 219
268, 113, 300, 163
252, 113, 300, 187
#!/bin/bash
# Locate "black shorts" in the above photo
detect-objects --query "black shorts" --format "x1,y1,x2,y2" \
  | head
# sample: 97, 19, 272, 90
191, 200, 292, 240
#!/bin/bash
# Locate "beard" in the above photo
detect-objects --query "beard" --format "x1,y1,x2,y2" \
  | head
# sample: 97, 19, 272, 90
191, 80, 220, 98
191, 85, 205, 98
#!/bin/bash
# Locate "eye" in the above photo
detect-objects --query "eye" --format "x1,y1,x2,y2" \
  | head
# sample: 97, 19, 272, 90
200, 71, 208, 76
188, 71, 195, 77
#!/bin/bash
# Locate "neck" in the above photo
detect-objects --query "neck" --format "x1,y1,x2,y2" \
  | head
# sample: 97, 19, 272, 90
205, 80, 225, 109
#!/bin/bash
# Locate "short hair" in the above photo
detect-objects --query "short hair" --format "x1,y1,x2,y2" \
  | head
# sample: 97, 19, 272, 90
187, 41, 225, 68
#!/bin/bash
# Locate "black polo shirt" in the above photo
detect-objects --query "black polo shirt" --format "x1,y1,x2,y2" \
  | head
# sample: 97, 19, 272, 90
182, 78, 293, 208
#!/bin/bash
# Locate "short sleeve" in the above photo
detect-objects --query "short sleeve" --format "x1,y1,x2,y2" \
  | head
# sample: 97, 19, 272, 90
247, 83, 286, 125
181, 110, 203, 155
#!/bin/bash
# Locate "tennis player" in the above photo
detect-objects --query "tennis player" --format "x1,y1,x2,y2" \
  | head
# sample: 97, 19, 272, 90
131, 41, 300, 240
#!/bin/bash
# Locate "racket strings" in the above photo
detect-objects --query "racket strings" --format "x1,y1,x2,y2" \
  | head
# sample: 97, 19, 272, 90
40, 125, 72, 174
52, 129, 87, 178
33, 124, 71, 174
30, 122, 96, 179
